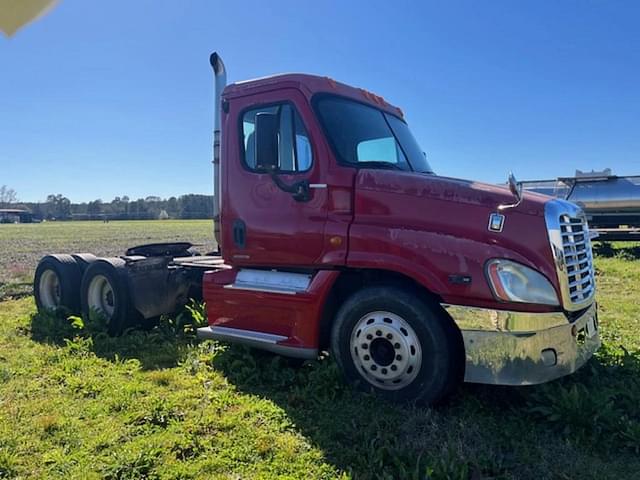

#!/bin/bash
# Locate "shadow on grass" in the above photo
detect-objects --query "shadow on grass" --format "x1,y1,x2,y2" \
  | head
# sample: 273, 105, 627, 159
593, 241, 640, 260
207, 343, 640, 479
29, 307, 200, 370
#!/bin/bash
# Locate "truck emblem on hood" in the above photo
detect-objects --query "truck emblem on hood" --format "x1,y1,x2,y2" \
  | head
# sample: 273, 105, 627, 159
488, 213, 505, 232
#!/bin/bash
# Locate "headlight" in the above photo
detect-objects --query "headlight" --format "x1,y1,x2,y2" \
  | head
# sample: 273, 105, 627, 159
486, 259, 559, 306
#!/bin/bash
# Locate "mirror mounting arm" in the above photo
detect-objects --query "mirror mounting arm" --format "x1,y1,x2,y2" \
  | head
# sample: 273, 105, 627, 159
497, 197, 523, 211
498, 171, 523, 211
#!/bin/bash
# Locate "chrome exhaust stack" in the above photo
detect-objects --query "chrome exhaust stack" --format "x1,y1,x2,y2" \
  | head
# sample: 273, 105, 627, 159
210, 52, 227, 246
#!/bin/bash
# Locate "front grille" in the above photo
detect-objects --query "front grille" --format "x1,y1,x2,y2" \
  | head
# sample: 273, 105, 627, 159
559, 214, 595, 304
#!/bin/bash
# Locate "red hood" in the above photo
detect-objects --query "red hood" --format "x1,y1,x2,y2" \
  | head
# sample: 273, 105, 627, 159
432, 175, 551, 216
353, 169, 560, 311
357, 171, 550, 216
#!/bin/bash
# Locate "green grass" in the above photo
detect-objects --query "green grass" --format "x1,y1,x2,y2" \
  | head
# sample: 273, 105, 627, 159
0, 238, 639, 479
0, 220, 215, 300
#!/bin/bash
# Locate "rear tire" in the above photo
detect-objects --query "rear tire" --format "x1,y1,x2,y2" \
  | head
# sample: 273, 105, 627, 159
330, 286, 463, 405
34, 254, 82, 313
71, 253, 98, 274
80, 258, 138, 335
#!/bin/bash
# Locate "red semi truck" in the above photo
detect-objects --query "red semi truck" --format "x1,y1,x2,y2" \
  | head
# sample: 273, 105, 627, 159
34, 53, 600, 404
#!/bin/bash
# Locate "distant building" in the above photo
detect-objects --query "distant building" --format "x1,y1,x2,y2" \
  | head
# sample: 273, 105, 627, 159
0, 208, 33, 223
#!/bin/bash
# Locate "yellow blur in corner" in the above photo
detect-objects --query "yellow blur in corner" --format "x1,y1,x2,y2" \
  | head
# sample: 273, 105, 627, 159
0, 0, 58, 37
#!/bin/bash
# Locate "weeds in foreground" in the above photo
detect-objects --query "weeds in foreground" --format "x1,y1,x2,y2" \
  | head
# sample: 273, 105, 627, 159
30, 300, 206, 370
525, 345, 640, 453
0, 246, 639, 479
0, 298, 638, 479
0, 448, 19, 479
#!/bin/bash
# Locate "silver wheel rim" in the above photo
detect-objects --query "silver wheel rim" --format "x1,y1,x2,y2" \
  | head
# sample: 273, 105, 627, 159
350, 311, 422, 390
39, 269, 61, 308
87, 274, 116, 319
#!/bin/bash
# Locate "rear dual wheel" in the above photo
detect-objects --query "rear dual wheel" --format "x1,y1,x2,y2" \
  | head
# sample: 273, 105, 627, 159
35, 255, 136, 335
80, 259, 138, 335
331, 286, 464, 405
34, 255, 83, 312
34, 254, 98, 313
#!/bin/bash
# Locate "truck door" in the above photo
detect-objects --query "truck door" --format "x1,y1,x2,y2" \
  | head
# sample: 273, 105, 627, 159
222, 89, 329, 267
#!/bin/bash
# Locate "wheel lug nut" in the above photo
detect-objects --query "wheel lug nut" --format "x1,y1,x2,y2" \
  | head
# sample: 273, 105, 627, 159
394, 343, 400, 349
376, 330, 382, 336
364, 355, 370, 361
370, 365, 377, 371
366, 334, 373, 340
386, 333, 393, 339
381, 368, 387, 374
391, 365, 398, 371
396, 355, 402, 361
361, 344, 368, 350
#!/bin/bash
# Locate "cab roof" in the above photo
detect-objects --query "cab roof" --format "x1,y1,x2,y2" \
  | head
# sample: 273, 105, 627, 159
222, 73, 404, 118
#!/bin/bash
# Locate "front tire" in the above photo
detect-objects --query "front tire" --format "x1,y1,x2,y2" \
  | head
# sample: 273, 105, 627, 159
330, 286, 463, 405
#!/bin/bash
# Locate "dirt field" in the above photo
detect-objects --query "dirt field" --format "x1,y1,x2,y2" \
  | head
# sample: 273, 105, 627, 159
0, 220, 215, 299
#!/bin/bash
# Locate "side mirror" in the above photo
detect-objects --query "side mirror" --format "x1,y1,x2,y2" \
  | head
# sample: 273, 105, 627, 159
255, 113, 279, 171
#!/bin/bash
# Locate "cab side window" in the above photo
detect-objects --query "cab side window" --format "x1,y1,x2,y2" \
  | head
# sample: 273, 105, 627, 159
242, 103, 313, 172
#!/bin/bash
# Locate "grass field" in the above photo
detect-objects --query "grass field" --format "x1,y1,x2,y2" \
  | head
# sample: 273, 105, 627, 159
0, 220, 215, 300
0, 221, 639, 479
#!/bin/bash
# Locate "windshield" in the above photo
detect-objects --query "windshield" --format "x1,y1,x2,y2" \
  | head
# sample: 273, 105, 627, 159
315, 96, 433, 173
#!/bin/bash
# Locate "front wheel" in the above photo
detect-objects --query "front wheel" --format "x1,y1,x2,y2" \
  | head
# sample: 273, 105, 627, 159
330, 286, 463, 405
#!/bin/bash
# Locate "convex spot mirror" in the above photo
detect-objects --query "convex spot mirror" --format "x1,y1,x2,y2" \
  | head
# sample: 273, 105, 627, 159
255, 113, 279, 172
508, 172, 522, 202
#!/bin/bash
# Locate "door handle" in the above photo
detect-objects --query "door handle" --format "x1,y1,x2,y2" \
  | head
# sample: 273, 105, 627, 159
309, 184, 327, 189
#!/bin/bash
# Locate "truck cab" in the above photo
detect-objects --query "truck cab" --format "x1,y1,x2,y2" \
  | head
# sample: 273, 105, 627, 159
199, 58, 600, 403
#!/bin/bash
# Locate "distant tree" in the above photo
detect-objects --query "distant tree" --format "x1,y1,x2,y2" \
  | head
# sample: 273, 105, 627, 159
23, 192, 213, 221
130, 198, 149, 219
87, 199, 103, 215
46, 194, 71, 220
121, 196, 130, 216
110, 197, 123, 216
70, 202, 87, 215
166, 196, 179, 217
0, 185, 18, 206
179, 194, 213, 219
31, 203, 44, 219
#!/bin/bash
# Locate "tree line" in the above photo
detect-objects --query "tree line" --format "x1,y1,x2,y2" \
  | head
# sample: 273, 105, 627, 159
0, 186, 214, 221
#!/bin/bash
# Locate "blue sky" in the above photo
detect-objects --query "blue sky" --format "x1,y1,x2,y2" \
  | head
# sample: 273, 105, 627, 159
1, 0, 639, 202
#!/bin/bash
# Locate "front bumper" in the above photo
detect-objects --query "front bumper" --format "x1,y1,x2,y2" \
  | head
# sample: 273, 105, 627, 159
443, 303, 600, 385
